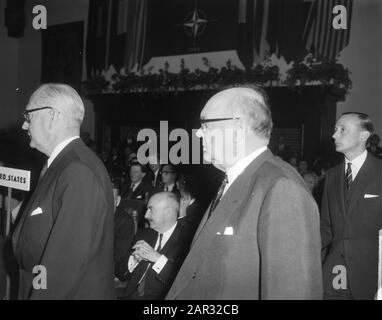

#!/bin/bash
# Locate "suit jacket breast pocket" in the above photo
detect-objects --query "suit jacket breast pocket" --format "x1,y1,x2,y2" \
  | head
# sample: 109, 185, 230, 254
360, 195, 382, 228
22, 208, 53, 251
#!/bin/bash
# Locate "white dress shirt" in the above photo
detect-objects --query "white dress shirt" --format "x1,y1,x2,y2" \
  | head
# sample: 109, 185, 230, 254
345, 150, 367, 181
164, 183, 175, 192
224, 146, 268, 195
128, 222, 178, 274
47, 136, 79, 168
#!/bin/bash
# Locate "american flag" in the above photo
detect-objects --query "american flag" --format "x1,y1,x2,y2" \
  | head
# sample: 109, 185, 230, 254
303, 0, 353, 60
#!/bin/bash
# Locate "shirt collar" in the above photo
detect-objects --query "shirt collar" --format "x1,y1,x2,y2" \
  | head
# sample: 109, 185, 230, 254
165, 183, 175, 192
159, 221, 177, 248
345, 150, 367, 170
47, 136, 79, 168
226, 146, 268, 187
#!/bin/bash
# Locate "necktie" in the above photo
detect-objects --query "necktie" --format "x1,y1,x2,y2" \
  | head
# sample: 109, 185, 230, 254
208, 174, 228, 219
38, 162, 48, 182
345, 162, 352, 189
137, 233, 163, 296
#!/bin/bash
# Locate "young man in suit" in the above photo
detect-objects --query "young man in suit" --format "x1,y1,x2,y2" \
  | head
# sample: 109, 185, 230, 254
115, 192, 193, 299
166, 86, 322, 300
13, 84, 115, 299
321, 112, 382, 299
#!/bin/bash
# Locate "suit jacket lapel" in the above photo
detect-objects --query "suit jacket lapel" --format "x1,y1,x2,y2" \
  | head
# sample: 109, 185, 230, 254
160, 224, 180, 255
346, 153, 373, 216
193, 149, 272, 244
13, 139, 82, 254
173, 150, 272, 297
334, 162, 347, 221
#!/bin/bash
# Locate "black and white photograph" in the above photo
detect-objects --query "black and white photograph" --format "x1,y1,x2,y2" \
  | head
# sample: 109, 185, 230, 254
0, 0, 382, 307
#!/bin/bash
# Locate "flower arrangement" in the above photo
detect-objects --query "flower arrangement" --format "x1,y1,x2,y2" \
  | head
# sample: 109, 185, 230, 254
83, 55, 351, 95
285, 54, 352, 94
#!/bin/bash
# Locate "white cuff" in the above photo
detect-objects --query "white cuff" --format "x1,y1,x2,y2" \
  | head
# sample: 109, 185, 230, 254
152, 255, 168, 274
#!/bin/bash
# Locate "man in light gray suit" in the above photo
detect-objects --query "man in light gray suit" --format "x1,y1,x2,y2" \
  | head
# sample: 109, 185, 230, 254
166, 86, 323, 300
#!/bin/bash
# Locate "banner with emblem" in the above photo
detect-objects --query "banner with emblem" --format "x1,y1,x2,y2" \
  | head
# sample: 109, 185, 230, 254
149, 0, 238, 57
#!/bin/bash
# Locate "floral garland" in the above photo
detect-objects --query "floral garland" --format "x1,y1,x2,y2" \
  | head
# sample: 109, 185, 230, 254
285, 54, 352, 94
83, 55, 351, 95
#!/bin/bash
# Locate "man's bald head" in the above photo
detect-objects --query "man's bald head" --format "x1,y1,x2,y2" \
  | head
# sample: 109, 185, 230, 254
145, 192, 179, 233
202, 86, 273, 139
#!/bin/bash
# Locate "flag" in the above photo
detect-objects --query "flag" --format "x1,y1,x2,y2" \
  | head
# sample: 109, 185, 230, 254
266, 0, 307, 63
303, 0, 353, 60
149, 0, 238, 57
86, 0, 110, 77
124, 0, 150, 72
237, 0, 271, 69
86, 0, 150, 75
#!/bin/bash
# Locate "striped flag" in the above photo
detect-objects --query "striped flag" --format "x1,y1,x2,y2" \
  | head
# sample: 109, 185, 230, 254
266, 0, 307, 63
303, 0, 353, 60
123, 0, 149, 73
86, 0, 150, 76
237, 0, 271, 68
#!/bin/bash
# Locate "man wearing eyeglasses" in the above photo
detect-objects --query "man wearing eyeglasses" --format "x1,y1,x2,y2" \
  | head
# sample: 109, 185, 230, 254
12, 84, 115, 299
166, 86, 322, 300
156, 164, 180, 198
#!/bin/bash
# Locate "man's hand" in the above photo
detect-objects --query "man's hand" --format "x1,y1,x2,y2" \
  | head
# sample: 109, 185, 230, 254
133, 240, 161, 263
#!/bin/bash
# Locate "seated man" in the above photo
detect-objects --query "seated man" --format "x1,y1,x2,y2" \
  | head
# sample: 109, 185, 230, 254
144, 154, 163, 188
121, 162, 153, 201
155, 164, 180, 197
115, 192, 193, 300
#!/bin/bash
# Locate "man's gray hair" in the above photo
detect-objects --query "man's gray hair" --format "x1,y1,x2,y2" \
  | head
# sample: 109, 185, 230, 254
30, 83, 85, 127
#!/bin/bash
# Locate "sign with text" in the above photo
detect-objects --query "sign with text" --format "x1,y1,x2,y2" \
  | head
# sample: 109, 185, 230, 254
0, 166, 31, 191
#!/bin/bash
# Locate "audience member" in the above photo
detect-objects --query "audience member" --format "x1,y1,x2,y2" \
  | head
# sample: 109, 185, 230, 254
273, 135, 293, 161
156, 164, 180, 197
115, 192, 193, 299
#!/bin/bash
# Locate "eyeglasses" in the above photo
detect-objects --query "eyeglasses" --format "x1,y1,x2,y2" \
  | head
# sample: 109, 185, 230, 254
22, 107, 53, 123
162, 171, 175, 174
199, 117, 239, 130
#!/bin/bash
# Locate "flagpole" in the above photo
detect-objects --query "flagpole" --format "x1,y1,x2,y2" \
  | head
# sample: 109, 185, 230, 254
378, 229, 382, 300
5, 187, 12, 300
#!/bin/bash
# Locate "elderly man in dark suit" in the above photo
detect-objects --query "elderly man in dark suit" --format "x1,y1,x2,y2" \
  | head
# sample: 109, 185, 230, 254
166, 86, 322, 300
321, 112, 382, 300
13, 84, 115, 299
115, 192, 193, 299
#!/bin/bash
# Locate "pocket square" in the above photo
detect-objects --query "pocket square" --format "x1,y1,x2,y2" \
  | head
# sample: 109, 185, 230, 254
364, 194, 379, 199
136, 195, 143, 199
30, 207, 43, 216
223, 226, 234, 235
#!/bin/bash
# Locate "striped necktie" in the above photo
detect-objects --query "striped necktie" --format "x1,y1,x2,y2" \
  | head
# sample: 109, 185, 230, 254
345, 162, 352, 189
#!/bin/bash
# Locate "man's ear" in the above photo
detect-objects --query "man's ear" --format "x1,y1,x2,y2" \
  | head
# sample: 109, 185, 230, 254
360, 131, 371, 142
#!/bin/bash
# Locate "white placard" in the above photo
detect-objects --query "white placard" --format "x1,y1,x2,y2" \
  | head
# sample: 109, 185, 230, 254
0, 166, 31, 191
